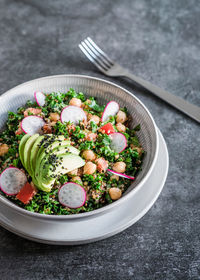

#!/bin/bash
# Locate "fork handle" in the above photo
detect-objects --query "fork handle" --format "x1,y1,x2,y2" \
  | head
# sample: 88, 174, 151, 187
125, 72, 200, 123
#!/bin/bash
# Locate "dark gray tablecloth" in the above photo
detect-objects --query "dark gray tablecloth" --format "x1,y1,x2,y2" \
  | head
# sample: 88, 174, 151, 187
0, 1, 199, 279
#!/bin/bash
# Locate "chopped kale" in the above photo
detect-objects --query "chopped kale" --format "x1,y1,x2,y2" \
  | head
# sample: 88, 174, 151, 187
0, 89, 144, 215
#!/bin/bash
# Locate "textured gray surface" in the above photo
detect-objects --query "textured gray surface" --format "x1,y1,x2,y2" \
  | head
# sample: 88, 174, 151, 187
0, 0, 199, 279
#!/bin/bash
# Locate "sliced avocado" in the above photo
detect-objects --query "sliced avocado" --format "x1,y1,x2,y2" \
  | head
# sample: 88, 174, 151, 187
49, 153, 85, 176
31, 175, 53, 192
37, 178, 55, 192
33, 135, 65, 179
31, 176, 40, 190
30, 135, 46, 188
44, 139, 71, 155
33, 135, 70, 191
19, 134, 30, 167
36, 135, 66, 160
30, 135, 44, 174
30, 134, 58, 178
36, 145, 79, 186
35, 156, 56, 191
34, 139, 70, 183
52, 145, 80, 156
39, 153, 85, 186
23, 134, 39, 174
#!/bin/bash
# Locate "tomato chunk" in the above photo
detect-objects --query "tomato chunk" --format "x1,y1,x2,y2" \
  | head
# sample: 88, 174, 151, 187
100, 123, 115, 135
16, 182, 36, 204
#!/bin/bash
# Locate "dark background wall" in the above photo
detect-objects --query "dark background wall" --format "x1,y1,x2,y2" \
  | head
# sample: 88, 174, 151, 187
0, 0, 199, 279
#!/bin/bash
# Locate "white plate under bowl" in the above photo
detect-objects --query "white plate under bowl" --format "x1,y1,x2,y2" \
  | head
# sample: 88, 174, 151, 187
0, 129, 168, 245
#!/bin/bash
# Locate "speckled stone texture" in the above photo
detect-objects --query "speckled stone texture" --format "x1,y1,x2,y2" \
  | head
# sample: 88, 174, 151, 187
0, 0, 199, 279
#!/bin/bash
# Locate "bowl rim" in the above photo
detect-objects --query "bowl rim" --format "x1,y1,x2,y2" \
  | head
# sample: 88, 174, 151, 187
0, 74, 159, 220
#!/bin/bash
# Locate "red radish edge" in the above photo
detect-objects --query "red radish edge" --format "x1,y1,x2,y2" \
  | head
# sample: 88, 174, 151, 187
101, 101, 120, 122
21, 116, 45, 134
0, 167, 27, 195
60, 106, 87, 124
34, 91, 46, 107
58, 182, 86, 209
107, 169, 135, 180
60, 105, 68, 123
109, 132, 127, 153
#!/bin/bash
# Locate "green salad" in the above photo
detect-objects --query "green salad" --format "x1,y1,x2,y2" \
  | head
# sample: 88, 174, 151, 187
0, 89, 144, 215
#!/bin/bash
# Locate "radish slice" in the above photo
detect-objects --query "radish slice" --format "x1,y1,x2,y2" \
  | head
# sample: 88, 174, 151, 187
101, 101, 119, 122
110, 132, 127, 153
34, 91, 46, 106
0, 167, 27, 195
21, 116, 45, 135
61, 106, 87, 125
58, 182, 86, 209
107, 169, 135, 180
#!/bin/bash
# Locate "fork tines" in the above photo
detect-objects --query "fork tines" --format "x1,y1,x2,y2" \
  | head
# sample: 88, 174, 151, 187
79, 37, 114, 72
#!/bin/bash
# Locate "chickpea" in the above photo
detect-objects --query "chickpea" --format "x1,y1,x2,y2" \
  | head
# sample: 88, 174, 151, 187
116, 123, 126, 132
0, 144, 9, 156
50, 121, 57, 127
24, 108, 42, 117
86, 132, 97, 141
98, 128, 105, 134
109, 188, 122, 200
113, 162, 126, 173
71, 176, 82, 183
83, 100, 91, 110
82, 150, 96, 161
83, 161, 97, 175
96, 157, 108, 173
67, 124, 76, 135
49, 112, 60, 122
43, 124, 52, 134
116, 110, 127, 123
89, 115, 100, 125
110, 174, 119, 181
87, 113, 93, 121
136, 147, 143, 156
69, 98, 82, 107
15, 125, 23, 135
80, 118, 88, 127
77, 167, 83, 177
68, 168, 78, 177
91, 190, 101, 201
86, 99, 91, 104
130, 144, 143, 156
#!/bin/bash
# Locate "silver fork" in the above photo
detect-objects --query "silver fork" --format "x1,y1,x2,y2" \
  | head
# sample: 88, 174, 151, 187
79, 37, 200, 123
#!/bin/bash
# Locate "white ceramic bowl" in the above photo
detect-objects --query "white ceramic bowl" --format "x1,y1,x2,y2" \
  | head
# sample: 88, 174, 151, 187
0, 75, 159, 221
